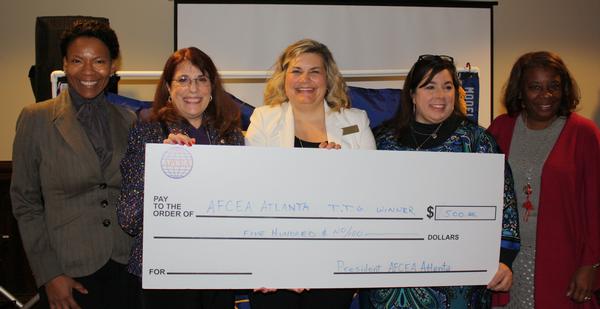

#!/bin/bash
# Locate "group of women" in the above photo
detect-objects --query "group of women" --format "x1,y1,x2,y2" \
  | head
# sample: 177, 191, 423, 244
10, 20, 599, 309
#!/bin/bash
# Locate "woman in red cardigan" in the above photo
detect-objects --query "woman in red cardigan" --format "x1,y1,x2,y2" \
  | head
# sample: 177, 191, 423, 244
488, 51, 600, 308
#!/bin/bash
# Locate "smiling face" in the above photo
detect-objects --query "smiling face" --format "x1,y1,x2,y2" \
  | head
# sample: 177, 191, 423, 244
521, 67, 562, 129
284, 53, 328, 108
63, 36, 116, 99
168, 60, 212, 128
412, 69, 456, 124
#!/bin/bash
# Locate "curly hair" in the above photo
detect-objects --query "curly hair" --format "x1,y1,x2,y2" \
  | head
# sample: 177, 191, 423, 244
502, 51, 580, 117
60, 20, 119, 60
387, 55, 464, 138
263, 39, 349, 111
151, 47, 240, 139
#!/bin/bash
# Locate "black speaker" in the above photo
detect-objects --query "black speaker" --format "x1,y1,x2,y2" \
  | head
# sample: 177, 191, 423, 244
29, 16, 113, 102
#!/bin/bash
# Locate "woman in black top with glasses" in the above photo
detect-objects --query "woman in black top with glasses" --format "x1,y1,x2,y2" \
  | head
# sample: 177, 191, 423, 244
117, 47, 243, 309
362, 55, 520, 309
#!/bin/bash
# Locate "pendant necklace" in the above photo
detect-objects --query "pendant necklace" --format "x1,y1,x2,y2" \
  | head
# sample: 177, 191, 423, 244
520, 113, 554, 222
521, 113, 536, 222
522, 167, 534, 222
412, 125, 441, 139
411, 121, 443, 150
206, 126, 213, 145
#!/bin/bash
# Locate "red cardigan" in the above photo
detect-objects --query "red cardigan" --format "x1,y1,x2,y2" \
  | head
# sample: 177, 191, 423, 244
488, 113, 600, 308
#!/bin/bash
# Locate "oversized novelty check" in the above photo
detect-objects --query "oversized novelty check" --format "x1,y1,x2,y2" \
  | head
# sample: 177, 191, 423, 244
142, 144, 504, 289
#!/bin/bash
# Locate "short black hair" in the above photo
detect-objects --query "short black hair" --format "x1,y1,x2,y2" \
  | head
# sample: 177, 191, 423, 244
60, 20, 120, 60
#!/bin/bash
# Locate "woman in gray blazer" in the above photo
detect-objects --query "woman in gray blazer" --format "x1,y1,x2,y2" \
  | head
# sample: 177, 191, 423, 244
246, 39, 375, 309
10, 20, 138, 309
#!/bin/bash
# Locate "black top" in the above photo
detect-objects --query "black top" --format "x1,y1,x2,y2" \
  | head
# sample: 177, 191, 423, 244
184, 123, 211, 145
294, 136, 322, 148
70, 88, 113, 169
400, 114, 463, 149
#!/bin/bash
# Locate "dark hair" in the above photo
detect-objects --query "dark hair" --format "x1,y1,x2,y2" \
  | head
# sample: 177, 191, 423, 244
152, 47, 241, 138
387, 55, 464, 138
502, 51, 579, 117
60, 20, 120, 60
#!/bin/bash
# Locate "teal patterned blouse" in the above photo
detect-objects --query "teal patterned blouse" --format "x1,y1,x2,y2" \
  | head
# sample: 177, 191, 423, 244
365, 119, 520, 309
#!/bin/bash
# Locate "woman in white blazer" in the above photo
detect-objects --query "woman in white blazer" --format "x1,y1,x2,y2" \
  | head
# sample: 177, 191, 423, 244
245, 39, 375, 151
246, 39, 375, 309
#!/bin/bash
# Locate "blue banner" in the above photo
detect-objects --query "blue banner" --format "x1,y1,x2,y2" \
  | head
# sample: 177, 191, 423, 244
459, 71, 480, 124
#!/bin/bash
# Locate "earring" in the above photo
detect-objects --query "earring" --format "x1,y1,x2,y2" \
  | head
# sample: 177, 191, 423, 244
209, 95, 213, 102
413, 103, 416, 116
167, 95, 172, 103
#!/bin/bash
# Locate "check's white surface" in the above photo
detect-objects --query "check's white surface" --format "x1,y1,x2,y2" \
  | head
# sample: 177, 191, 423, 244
142, 144, 504, 289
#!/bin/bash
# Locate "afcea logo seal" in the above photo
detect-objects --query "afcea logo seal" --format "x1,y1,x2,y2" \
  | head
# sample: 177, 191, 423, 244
160, 147, 193, 179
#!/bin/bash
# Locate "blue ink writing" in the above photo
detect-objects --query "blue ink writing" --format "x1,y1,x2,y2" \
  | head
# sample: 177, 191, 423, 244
206, 200, 252, 213
376, 206, 416, 216
337, 260, 383, 273
260, 201, 309, 213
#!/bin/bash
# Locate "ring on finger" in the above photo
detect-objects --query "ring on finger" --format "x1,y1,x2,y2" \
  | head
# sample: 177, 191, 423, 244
584, 296, 592, 301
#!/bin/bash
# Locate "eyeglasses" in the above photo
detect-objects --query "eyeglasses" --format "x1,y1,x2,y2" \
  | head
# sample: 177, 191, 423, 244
417, 54, 454, 64
172, 75, 210, 88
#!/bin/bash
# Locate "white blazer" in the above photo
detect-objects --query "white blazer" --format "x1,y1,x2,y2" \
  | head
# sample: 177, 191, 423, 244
245, 101, 376, 149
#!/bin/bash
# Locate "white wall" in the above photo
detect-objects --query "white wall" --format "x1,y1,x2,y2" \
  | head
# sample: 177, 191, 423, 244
0, 0, 173, 160
493, 0, 600, 125
1, 0, 599, 160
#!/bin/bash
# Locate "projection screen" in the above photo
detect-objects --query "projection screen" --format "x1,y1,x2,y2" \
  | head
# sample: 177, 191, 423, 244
175, 1, 496, 126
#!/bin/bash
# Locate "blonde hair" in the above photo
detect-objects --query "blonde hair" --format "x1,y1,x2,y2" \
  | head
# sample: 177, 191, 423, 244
263, 39, 349, 111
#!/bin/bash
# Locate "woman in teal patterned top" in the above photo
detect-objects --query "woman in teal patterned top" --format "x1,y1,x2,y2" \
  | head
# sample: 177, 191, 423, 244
363, 55, 520, 309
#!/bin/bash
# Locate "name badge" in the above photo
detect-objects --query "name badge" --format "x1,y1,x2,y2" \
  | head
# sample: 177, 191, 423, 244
342, 125, 359, 135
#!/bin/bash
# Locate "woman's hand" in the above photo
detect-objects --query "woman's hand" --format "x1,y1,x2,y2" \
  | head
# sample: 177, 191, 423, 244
253, 287, 277, 293
566, 265, 597, 303
252, 288, 310, 294
487, 263, 513, 291
45, 275, 88, 309
163, 133, 195, 146
319, 141, 341, 150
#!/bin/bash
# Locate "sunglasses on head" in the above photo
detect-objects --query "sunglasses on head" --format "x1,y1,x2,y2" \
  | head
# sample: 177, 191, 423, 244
417, 54, 454, 64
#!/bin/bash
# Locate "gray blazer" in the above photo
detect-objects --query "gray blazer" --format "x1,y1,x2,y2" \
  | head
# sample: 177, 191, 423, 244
10, 91, 135, 287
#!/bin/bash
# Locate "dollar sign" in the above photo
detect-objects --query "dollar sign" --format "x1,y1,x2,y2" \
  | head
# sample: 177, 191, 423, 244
427, 206, 434, 219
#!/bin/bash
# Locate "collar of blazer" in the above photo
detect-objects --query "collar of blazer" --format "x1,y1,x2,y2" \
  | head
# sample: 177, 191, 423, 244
51, 90, 132, 178
279, 100, 345, 148
52, 91, 102, 170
